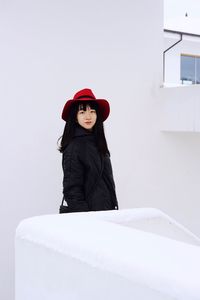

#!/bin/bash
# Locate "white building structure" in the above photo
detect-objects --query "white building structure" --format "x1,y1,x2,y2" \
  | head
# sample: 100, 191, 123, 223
162, 16, 200, 131
164, 16, 200, 86
15, 209, 200, 300
0, 1, 200, 299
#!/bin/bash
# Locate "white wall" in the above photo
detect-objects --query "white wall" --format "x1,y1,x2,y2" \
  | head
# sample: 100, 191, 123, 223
2, 0, 200, 299
160, 84, 200, 132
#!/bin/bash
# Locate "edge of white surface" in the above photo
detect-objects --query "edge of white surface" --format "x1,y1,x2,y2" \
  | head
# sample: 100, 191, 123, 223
16, 208, 200, 300
164, 17, 200, 36
79, 208, 200, 243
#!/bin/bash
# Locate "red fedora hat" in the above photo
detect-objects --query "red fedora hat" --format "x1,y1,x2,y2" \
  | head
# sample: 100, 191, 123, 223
62, 88, 110, 122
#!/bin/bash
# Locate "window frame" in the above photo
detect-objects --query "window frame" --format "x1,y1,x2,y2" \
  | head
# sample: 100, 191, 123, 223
181, 53, 200, 85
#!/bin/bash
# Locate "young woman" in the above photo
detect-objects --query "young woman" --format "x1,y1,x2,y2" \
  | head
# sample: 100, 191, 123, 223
58, 88, 118, 213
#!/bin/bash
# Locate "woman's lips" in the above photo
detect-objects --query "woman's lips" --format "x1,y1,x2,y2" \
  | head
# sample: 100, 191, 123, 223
85, 122, 92, 124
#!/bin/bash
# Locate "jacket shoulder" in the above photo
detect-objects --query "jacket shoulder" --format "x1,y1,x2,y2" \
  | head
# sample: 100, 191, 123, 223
63, 138, 87, 160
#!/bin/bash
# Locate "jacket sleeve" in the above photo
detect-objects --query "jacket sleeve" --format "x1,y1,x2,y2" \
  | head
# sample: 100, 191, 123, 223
104, 154, 119, 209
62, 143, 89, 212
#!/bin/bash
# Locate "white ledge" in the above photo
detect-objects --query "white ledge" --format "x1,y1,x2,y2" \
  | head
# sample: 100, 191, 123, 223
15, 208, 200, 300
160, 85, 200, 132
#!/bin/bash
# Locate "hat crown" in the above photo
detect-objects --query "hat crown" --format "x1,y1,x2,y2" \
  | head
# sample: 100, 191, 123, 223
73, 88, 96, 100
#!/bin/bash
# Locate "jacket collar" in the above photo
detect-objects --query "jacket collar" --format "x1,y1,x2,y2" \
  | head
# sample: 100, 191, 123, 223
74, 124, 94, 137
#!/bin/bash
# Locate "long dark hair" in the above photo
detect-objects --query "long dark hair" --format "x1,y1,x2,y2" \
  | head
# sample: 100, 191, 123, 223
57, 101, 110, 156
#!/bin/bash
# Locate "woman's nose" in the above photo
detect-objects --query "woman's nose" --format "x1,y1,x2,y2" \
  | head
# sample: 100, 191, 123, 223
85, 110, 91, 119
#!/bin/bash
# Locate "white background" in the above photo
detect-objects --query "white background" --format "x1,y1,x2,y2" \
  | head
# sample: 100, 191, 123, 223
1, 0, 200, 299
164, 0, 200, 19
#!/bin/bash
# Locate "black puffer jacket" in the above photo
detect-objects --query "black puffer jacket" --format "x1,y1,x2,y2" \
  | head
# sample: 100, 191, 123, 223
62, 125, 118, 212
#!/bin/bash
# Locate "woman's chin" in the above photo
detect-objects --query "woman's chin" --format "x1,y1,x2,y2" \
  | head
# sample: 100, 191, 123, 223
82, 124, 94, 130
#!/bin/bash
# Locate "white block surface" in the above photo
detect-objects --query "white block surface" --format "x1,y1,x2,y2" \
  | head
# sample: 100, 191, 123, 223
15, 208, 200, 300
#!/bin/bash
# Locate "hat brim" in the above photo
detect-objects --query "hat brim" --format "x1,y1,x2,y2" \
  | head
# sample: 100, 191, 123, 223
62, 98, 110, 122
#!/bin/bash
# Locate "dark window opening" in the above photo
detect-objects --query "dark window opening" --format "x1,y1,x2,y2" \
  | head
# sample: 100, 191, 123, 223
181, 54, 200, 84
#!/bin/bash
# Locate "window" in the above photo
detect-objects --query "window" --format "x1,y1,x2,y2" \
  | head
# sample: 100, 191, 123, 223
180, 54, 200, 84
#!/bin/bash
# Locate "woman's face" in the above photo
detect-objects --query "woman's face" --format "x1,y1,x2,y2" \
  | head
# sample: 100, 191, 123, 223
76, 104, 97, 130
